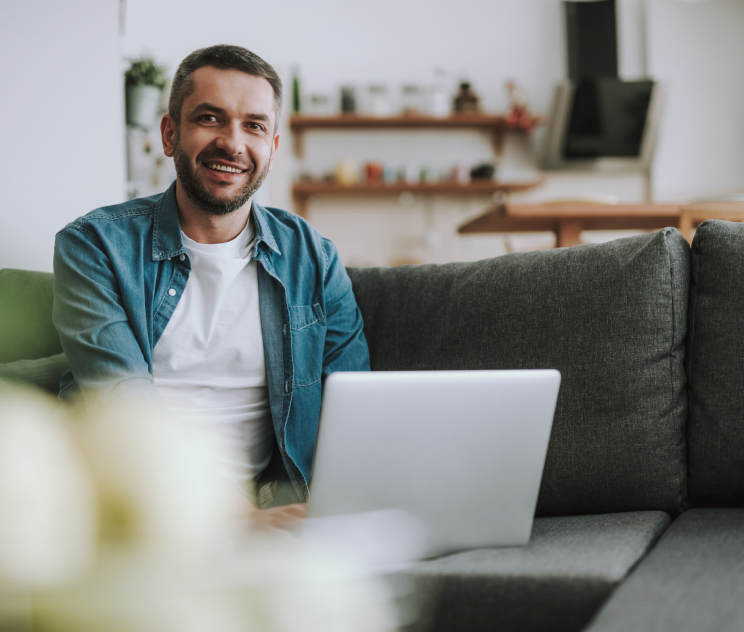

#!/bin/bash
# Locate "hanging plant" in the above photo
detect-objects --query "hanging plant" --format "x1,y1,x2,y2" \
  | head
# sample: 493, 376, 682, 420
124, 56, 168, 129
125, 56, 167, 90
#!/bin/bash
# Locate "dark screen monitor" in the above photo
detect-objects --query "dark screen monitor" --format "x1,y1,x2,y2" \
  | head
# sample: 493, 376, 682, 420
543, 79, 663, 171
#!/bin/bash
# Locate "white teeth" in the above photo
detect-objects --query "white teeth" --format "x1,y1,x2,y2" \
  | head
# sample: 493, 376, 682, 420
206, 163, 243, 174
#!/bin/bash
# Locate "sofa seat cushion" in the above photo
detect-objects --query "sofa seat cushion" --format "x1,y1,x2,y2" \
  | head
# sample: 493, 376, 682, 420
402, 511, 670, 632
686, 220, 744, 504
348, 229, 689, 516
584, 508, 744, 632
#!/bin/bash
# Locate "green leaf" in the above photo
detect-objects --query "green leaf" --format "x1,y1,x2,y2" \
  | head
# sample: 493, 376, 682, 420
124, 56, 168, 90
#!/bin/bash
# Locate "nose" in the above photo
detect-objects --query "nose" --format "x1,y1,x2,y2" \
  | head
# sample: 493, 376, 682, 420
214, 120, 244, 156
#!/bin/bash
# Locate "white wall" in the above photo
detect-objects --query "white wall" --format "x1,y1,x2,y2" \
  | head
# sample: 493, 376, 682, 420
122, 0, 564, 117
5, 0, 740, 269
0, 0, 125, 272
128, 0, 725, 265
647, 0, 744, 200
120, 0, 571, 264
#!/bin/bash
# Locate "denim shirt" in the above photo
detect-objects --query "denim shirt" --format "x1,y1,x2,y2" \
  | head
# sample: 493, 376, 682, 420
53, 181, 370, 498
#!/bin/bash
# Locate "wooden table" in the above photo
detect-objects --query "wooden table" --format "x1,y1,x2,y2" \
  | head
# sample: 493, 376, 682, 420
678, 202, 744, 242
458, 202, 683, 248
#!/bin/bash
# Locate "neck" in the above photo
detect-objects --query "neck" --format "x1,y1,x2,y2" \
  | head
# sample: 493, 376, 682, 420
175, 180, 252, 244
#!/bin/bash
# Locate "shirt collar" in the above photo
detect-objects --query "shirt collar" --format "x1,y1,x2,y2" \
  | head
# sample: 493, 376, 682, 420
151, 181, 282, 261
152, 181, 185, 262
251, 202, 282, 256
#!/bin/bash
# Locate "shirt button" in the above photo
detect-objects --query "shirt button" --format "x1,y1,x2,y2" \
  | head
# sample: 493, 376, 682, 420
179, 254, 185, 261
168, 289, 176, 296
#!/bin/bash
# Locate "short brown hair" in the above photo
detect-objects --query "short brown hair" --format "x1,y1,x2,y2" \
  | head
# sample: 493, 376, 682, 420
169, 44, 283, 129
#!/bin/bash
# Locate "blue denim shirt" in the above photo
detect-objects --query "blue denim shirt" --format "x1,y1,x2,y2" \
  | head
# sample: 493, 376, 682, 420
53, 181, 370, 498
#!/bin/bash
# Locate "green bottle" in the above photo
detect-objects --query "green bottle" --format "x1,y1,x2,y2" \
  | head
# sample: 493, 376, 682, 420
292, 66, 301, 114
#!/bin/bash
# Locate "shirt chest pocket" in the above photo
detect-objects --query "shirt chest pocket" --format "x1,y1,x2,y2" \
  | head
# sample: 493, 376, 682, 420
289, 304, 326, 386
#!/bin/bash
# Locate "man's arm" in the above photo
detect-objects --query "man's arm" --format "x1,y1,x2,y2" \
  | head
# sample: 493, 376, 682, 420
53, 226, 161, 404
321, 238, 370, 379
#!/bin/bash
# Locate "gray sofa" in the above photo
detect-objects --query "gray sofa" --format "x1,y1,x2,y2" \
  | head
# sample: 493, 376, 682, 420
1, 220, 743, 632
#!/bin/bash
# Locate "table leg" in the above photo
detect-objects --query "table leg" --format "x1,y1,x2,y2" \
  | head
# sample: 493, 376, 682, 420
557, 219, 583, 248
679, 212, 693, 244
294, 195, 309, 219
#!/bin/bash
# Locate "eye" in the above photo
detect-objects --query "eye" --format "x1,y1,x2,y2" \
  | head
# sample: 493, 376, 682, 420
197, 114, 219, 123
247, 122, 266, 131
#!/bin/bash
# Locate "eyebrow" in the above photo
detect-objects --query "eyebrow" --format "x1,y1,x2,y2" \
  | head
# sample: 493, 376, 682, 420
191, 102, 271, 123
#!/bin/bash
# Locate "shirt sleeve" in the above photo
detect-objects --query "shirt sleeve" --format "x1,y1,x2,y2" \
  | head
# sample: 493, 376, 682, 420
320, 237, 371, 381
53, 225, 162, 405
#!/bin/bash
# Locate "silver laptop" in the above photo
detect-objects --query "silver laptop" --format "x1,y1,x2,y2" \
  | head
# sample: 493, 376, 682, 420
306, 369, 561, 559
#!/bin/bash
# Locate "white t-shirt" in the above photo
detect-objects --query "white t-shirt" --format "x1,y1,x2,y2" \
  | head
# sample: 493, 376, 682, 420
152, 218, 273, 485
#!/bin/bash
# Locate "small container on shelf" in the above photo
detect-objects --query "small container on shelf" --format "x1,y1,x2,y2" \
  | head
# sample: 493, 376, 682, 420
427, 84, 451, 117
403, 163, 420, 184
383, 165, 399, 184
453, 81, 480, 114
368, 85, 392, 117
340, 86, 356, 114
308, 94, 333, 116
291, 66, 302, 114
365, 162, 384, 183
335, 159, 359, 185
400, 85, 423, 116
426, 67, 453, 117
420, 165, 439, 184
469, 162, 496, 180
452, 162, 471, 184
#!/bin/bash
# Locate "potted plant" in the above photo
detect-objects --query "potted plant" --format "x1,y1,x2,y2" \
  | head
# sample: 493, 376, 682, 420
125, 56, 167, 129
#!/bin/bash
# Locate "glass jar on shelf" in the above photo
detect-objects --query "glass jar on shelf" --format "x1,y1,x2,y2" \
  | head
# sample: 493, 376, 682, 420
368, 85, 392, 117
308, 94, 333, 116
400, 85, 423, 116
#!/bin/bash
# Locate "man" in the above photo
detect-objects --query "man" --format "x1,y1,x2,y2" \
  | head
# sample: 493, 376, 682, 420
53, 45, 370, 519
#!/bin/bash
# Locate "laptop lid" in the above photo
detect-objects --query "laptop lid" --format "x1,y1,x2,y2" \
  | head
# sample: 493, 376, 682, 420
307, 369, 561, 558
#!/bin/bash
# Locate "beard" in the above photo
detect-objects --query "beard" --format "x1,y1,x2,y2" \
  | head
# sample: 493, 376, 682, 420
172, 130, 271, 216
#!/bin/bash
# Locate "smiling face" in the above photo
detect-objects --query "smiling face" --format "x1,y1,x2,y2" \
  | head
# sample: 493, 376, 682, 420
161, 66, 280, 216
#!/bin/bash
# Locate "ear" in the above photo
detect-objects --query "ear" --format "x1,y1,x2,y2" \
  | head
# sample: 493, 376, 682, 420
268, 133, 280, 171
161, 114, 177, 158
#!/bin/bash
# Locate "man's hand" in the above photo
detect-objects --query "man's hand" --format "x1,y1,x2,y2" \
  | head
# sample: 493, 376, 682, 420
250, 503, 307, 530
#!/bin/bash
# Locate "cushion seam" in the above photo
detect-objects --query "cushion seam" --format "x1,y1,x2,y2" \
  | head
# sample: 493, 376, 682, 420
667, 232, 681, 511
665, 230, 687, 512
685, 225, 701, 504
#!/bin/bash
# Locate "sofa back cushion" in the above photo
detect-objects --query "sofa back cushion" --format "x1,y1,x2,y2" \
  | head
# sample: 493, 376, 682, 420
347, 228, 689, 516
0, 269, 62, 364
686, 220, 744, 505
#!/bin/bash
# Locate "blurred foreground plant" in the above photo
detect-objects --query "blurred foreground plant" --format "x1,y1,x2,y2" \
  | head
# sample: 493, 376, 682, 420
0, 384, 399, 632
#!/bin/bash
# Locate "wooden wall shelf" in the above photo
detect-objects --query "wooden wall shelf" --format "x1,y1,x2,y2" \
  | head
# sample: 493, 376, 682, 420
289, 113, 546, 157
292, 179, 544, 217
290, 113, 545, 131
289, 113, 547, 218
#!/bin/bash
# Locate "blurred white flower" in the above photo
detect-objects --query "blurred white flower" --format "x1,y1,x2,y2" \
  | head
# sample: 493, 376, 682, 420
71, 399, 236, 561
0, 387, 401, 631
0, 386, 95, 588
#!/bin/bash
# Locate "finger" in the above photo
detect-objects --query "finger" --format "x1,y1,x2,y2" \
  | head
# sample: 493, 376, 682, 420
281, 504, 307, 517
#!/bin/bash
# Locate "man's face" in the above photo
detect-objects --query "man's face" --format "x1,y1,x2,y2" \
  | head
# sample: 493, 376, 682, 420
162, 66, 280, 216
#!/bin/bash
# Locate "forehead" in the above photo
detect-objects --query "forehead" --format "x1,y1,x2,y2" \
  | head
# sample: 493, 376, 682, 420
184, 66, 276, 122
